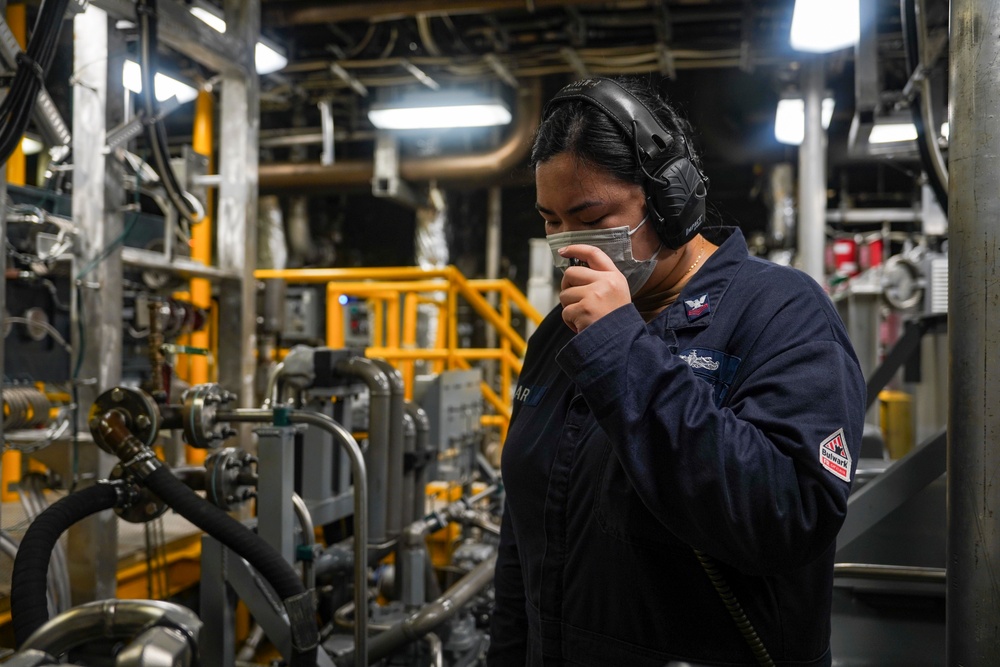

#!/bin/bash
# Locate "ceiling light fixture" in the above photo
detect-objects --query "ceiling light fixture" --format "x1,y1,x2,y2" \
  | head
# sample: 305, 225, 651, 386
190, 4, 288, 75
790, 0, 860, 53
774, 96, 835, 146
368, 95, 512, 130
122, 60, 199, 105
868, 123, 919, 144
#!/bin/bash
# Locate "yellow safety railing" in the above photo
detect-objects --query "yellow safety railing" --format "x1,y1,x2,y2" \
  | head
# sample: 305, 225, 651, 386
255, 266, 544, 443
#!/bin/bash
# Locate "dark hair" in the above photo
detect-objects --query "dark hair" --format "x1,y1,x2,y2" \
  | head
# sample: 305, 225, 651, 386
530, 76, 701, 184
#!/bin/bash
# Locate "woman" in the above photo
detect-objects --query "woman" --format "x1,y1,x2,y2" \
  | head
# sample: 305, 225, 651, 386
489, 77, 866, 666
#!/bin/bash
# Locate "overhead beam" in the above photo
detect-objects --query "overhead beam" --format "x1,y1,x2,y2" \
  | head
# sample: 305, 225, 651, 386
264, 0, 657, 27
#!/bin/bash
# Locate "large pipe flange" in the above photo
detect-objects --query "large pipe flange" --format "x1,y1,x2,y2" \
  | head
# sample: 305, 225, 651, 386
180, 384, 237, 448
204, 447, 257, 510
88, 387, 159, 454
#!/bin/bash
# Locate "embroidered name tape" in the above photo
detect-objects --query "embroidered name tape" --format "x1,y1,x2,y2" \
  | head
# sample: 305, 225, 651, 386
819, 428, 852, 482
513, 384, 547, 407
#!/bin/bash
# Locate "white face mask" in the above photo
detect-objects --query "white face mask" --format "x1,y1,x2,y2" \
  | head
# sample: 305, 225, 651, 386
546, 215, 661, 295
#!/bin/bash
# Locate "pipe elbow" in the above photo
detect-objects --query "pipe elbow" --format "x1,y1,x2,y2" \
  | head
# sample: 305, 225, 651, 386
335, 357, 391, 397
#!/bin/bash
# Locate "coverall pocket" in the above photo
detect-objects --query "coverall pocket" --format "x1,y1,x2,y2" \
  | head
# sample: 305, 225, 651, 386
591, 444, 689, 552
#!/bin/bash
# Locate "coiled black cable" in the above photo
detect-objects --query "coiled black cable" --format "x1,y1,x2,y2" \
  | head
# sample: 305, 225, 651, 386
693, 548, 775, 667
10, 482, 121, 647
0, 0, 71, 165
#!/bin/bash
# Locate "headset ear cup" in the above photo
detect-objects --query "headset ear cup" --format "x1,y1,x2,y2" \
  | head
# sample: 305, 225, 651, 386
647, 157, 708, 249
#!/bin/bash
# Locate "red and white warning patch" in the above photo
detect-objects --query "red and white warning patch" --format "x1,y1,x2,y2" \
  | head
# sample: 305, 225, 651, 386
819, 428, 852, 482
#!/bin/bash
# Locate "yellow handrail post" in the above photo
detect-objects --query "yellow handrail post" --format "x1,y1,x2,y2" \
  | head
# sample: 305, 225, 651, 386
402, 293, 419, 400
371, 297, 385, 348
500, 288, 512, 439
386, 294, 401, 349
326, 285, 346, 349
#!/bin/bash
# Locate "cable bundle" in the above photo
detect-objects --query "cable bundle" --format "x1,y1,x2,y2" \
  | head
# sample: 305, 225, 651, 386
136, 0, 201, 226
0, 0, 70, 165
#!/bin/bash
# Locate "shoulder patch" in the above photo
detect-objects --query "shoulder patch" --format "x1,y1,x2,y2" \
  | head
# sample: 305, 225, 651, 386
819, 428, 852, 482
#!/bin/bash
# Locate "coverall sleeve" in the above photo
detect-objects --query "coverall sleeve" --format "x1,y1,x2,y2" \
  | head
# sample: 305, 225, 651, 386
556, 301, 866, 574
487, 505, 528, 665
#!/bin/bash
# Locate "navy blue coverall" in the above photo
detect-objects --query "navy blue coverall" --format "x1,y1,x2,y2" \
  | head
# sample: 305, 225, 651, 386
488, 228, 866, 666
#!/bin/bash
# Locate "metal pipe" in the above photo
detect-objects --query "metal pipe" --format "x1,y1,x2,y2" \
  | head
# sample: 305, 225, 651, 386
334, 357, 391, 544
262, 361, 287, 408
259, 82, 540, 189
19, 599, 202, 656
833, 563, 946, 583
360, 555, 496, 665
797, 56, 826, 285
948, 0, 1000, 662
405, 402, 430, 523
218, 407, 368, 667
913, 0, 949, 195
401, 412, 416, 530
291, 492, 316, 590
371, 359, 405, 537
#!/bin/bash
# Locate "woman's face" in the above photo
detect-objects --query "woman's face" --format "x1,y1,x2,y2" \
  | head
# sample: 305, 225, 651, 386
535, 152, 662, 261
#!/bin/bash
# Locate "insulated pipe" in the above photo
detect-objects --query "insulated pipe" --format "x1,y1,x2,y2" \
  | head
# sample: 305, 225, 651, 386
259, 82, 540, 190
335, 357, 391, 544
371, 359, 405, 537
88, 411, 318, 667
948, 0, 1000, 662
19, 599, 201, 658
337, 554, 497, 666
218, 408, 369, 667
10, 483, 122, 646
404, 401, 431, 523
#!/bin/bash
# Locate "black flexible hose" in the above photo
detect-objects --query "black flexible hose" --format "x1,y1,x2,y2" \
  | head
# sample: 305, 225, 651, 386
900, 0, 948, 210
693, 549, 774, 667
136, 0, 200, 225
141, 467, 318, 666
0, 0, 71, 164
10, 483, 120, 647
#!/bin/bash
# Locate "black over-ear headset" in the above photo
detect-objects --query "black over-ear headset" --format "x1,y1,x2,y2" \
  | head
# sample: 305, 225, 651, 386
542, 78, 709, 249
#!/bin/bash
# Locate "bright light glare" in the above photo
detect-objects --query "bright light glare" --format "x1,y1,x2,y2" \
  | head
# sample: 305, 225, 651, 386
189, 6, 225, 32
941, 122, 949, 140
869, 123, 918, 144
190, 6, 288, 74
368, 104, 513, 130
122, 60, 199, 104
774, 97, 834, 145
790, 0, 860, 53
20, 137, 43, 155
254, 42, 289, 75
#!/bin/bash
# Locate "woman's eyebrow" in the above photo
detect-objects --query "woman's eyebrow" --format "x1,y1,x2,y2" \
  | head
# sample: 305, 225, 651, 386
534, 200, 605, 216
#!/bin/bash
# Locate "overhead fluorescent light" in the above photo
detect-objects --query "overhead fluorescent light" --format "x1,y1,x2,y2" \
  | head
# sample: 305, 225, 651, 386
190, 4, 288, 75
790, 0, 860, 53
122, 60, 199, 104
774, 97, 835, 145
869, 123, 918, 144
369, 94, 512, 130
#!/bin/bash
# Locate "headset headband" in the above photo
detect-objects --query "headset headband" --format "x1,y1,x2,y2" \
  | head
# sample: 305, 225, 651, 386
542, 78, 675, 164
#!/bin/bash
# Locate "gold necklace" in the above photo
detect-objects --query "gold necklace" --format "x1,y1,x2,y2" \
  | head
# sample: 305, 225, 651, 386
682, 240, 706, 278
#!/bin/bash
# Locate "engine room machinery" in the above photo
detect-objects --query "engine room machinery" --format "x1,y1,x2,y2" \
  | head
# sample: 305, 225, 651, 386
4, 344, 499, 666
